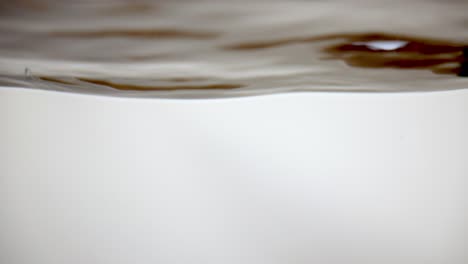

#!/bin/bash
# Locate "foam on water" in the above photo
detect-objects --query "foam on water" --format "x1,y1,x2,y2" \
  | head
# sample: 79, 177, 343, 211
0, 0, 467, 98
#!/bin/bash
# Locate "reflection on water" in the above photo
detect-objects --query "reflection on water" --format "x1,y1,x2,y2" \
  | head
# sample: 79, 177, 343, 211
322, 34, 467, 77
0, 0, 467, 98
228, 32, 467, 76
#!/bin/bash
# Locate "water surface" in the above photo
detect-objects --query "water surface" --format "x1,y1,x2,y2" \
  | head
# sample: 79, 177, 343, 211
1, 0, 467, 98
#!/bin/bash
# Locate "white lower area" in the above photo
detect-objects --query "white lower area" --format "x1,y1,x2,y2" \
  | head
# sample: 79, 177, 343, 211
1, 88, 467, 264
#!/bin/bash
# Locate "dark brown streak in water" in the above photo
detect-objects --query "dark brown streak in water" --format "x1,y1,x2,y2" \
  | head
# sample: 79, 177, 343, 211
78, 78, 244, 91
39, 76, 244, 91
225, 32, 468, 76
39, 76, 75, 85
50, 29, 219, 39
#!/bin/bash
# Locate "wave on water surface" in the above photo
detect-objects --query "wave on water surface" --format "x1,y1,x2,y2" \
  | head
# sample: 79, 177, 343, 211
0, 0, 467, 98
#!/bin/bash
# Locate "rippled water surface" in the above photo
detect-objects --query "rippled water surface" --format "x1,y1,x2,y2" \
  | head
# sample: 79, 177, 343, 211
1, 0, 467, 98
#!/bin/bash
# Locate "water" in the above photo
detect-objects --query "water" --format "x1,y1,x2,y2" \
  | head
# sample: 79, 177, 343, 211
0, 0, 467, 98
